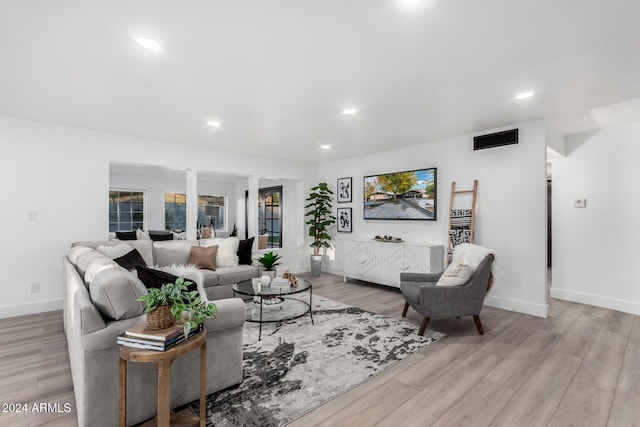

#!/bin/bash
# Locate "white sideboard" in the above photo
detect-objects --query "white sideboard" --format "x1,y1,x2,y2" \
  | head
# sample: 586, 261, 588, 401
343, 240, 445, 288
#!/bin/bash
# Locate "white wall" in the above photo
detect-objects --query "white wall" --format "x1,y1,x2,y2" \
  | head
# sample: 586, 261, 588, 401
318, 120, 549, 317
0, 115, 316, 318
551, 121, 640, 315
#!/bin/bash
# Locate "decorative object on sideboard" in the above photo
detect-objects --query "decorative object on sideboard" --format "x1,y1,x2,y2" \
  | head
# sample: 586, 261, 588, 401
337, 177, 352, 203
364, 167, 437, 221
305, 182, 336, 276
337, 207, 352, 233
137, 277, 217, 335
373, 235, 403, 242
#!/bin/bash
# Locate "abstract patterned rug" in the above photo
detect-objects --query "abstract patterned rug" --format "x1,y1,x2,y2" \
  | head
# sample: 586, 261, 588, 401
188, 295, 444, 426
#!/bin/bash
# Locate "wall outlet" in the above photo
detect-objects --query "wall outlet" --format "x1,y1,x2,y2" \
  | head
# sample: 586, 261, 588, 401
30, 282, 40, 293
574, 198, 587, 208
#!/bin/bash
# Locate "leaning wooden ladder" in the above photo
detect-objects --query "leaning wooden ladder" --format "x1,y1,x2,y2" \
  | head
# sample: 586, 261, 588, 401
447, 180, 478, 264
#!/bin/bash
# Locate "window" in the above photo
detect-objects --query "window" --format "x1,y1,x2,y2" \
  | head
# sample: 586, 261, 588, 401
246, 186, 282, 248
198, 195, 225, 230
165, 193, 186, 231
109, 190, 144, 232
164, 193, 225, 231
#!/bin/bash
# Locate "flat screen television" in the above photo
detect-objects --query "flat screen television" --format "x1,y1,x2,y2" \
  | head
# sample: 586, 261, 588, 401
363, 167, 437, 220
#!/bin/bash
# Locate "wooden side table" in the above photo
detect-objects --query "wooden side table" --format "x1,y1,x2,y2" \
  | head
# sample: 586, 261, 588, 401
119, 330, 207, 427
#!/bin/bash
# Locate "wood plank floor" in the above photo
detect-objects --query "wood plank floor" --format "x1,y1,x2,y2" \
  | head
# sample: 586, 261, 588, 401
1, 273, 639, 426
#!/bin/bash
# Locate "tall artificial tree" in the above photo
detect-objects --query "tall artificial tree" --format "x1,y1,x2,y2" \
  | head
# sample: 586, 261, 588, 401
305, 183, 336, 256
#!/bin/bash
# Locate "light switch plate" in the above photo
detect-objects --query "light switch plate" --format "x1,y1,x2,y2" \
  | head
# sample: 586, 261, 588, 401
574, 199, 586, 208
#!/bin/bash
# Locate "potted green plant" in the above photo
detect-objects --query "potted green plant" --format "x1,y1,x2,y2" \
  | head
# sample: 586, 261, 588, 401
137, 277, 217, 335
257, 251, 282, 277
305, 182, 336, 276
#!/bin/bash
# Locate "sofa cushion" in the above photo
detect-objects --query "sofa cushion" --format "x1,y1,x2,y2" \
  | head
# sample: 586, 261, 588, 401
69, 245, 93, 264
113, 249, 147, 272
84, 257, 118, 286
237, 237, 255, 265
216, 265, 260, 285
73, 240, 153, 266
200, 269, 219, 287
202, 237, 240, 268
97, 243, 133, 259
189, 245, 218, 271
115, 231, 137, 240
75, 249, 108, 278
152, 241, 192, 266
90, 267, 146, 320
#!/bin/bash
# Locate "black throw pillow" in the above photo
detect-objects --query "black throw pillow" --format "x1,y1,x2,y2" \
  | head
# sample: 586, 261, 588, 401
149, 231, 174, 241
113, 249, 146, 271
237, 236, 255, 265
135, 266, 197, 292
115, 230, 137, 241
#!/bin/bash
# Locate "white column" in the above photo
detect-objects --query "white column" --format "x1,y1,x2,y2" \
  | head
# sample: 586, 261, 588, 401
247, 176, 259, 246
186, 169, 198, 240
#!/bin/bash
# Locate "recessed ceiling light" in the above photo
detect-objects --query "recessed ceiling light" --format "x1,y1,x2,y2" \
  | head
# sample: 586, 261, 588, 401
206, 121, 222, 128
320, 145, 332, 150
342, 108, 358, 115
136, 37, 160, 50
515, 91, 534, 100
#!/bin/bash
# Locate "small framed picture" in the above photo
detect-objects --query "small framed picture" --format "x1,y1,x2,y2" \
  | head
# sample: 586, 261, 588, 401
337, 208, 352, 233
337, 177, 352, 203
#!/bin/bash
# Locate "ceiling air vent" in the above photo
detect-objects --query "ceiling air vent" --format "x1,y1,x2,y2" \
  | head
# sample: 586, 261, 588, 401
473, 129, 518, 150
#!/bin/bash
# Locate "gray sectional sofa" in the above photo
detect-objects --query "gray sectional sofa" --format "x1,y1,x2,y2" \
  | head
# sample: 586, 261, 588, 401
63, 238, 259, 426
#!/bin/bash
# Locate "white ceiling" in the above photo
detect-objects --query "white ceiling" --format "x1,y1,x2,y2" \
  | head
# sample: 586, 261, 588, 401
1, 0, 639, 164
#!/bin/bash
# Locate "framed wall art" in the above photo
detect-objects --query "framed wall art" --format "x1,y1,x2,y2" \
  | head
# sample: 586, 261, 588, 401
337, 177, 352, 203
337, 207, 352, 233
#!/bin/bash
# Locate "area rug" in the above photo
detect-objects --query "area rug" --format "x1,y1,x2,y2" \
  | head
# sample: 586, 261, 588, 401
188, 295, 444, 426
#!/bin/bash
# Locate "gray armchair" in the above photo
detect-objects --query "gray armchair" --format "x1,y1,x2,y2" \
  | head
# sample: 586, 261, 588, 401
400, 254, 493, 335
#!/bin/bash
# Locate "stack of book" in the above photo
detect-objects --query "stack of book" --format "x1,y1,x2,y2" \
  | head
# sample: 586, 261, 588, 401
270, 277, 291, 288
117, 322, 203, 351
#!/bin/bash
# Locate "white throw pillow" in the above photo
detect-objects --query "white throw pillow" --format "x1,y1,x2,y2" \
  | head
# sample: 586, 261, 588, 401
202, 237, 240, 267
97, 243, 133, 259
136, 229, 151, 240
436, 257, 475, 286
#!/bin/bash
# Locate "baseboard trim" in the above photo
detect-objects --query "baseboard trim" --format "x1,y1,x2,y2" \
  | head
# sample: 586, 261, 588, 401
484, 295, 548, 318
551, 288, 640, 316
0, 298, 64, 319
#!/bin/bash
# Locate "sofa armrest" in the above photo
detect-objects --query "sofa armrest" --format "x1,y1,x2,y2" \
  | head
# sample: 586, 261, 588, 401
204, 298, 246, 333
400, 272, 443, 283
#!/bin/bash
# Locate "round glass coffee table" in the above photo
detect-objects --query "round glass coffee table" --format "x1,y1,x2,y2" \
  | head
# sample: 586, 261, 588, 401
232, 278, 314, 340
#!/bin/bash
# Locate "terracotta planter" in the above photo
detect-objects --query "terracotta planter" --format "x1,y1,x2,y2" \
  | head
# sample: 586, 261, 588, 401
147, 306, 175, 329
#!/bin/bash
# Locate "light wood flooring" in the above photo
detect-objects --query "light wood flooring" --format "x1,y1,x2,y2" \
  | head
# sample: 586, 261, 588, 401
2, 274, 640, 426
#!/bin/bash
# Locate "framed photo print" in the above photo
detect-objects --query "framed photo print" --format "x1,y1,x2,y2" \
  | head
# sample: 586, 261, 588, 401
337, 207, 352, 233
337, 177, 352, 203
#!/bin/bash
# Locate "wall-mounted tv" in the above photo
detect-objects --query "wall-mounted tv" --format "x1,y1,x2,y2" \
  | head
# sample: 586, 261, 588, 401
364, 168, 437, 220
